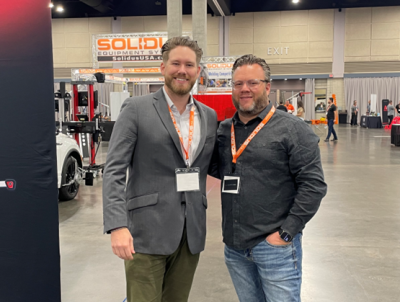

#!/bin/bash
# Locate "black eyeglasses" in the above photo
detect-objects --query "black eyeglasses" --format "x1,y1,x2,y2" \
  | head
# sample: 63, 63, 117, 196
232, 79, 268, 90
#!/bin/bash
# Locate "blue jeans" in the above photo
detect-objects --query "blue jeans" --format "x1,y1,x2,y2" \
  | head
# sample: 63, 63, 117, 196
225, 234, 302, 302
326, 119, 337, 140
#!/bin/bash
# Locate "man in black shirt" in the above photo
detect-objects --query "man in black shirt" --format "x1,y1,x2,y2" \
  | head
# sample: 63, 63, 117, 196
324, 97, 338, 142
210, 55, 327, 302
276, 100, 288, 112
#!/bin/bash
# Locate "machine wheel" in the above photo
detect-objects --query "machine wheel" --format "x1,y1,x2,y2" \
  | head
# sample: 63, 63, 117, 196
59, 156, 80, 201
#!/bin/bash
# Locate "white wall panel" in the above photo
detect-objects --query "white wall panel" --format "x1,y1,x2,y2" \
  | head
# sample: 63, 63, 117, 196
121, 17, 145, 33
308, 9, 334, 24
372, 7, 400, 23
281, 10, 309, 26
89, 18, 112, 33
254, 12, 281, 27
346, 8, 372, 24
64, 18, 89, 33
230, 13, 253, 28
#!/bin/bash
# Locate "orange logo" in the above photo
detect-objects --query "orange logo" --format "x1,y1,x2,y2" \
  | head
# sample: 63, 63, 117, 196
97, 37, 165, 51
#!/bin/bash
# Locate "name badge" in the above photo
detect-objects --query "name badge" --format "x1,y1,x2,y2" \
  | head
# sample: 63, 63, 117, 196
222, 176, 240, 194
175, 167, 200, 192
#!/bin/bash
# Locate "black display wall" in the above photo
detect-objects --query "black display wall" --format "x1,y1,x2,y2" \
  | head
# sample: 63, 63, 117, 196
0, 1, 61, 301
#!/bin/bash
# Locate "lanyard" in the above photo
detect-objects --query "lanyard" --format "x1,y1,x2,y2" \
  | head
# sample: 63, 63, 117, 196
231, 106, 276, 164
168, 105, 195, 167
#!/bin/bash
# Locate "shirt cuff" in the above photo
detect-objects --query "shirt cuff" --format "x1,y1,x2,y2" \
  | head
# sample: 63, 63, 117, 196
281, 215, 304, 237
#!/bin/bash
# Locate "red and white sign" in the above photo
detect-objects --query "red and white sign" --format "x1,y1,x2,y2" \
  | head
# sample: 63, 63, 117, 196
94, 33, 168, 63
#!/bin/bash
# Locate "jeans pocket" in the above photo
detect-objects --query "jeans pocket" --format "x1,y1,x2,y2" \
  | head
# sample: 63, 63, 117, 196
264, 239, 292, 249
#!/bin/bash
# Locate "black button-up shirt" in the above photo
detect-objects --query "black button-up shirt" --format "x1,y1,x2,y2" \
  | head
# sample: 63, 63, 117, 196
215, 103, 327, 250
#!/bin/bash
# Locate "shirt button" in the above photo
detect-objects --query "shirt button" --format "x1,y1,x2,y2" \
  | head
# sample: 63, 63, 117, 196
244, 126, 247, 129
235, 220, 238, 223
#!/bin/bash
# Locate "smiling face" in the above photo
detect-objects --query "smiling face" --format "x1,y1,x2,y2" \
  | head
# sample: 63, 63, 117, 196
232, 64, 270, 117
161, 46, 200, 97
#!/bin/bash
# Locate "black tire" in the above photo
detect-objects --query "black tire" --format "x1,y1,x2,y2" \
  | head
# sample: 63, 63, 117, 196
59, 156, 80, 201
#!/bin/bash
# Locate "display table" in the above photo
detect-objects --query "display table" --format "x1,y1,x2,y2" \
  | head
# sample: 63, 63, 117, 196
391, 125, 400, 146
360, 116, 382, 128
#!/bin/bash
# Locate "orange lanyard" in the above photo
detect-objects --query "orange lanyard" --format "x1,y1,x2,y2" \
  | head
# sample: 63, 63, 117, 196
231, 106, 276, 164
168, 105, 195, 167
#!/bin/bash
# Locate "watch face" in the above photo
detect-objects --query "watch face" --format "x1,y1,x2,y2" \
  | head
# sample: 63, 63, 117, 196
280, 232, 292, 242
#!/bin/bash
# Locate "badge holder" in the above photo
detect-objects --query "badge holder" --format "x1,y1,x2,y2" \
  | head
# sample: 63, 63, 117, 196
222, 176, 240, 194
175, 167, 200, 192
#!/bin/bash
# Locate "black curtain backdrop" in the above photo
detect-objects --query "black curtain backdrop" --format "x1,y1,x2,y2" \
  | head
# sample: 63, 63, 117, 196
0, 1, 61, 301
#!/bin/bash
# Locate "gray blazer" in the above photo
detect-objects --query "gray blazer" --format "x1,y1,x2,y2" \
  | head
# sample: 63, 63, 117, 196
103, 89, 218, 255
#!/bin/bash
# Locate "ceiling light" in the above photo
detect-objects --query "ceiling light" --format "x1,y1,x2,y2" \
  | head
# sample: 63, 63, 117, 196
299, 78, 302, 80
49, 3, 54, 8
56, 5, 64, 12
292, 0, 299, 3
284, 78, 287, 81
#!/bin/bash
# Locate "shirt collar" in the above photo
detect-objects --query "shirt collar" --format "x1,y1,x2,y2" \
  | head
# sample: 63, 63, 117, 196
232, 102, 273, 125
163, 86, 194, 109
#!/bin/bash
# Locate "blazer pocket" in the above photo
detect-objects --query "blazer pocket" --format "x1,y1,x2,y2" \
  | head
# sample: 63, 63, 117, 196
127, 193, 159, 211
202, 195, 208, 209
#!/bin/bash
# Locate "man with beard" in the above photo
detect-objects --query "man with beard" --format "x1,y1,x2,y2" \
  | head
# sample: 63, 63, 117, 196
103, 36, 218, 302
211, 54, 327, 302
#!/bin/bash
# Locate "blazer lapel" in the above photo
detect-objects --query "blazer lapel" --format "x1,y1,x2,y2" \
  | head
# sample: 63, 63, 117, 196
153, 89, 184, 159
192, 99, 207, 164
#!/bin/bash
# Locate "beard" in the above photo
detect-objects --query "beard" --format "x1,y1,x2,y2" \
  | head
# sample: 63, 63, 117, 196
164, 73, 197, 96
232, 90, 269, 117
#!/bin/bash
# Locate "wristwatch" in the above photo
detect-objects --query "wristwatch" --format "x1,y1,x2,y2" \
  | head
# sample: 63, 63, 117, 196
279, 229, 293, 243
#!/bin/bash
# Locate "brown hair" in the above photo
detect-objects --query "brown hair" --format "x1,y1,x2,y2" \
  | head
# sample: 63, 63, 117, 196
297, 100, 304, 109
161, 36, 203, 65
232, 54, 271, 82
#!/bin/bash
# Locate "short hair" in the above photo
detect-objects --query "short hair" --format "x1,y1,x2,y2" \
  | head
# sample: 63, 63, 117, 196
279, 100, 284, 105
329, 97, 334, 102
389, 100, 392, 103
161, 36, 203, 65
232, 54, 271, 82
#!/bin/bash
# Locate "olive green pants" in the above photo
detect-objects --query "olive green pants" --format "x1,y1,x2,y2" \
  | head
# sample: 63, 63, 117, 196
124, 227, 200, 302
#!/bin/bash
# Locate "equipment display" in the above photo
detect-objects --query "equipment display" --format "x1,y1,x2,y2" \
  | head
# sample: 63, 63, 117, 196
78, 91, 98, 108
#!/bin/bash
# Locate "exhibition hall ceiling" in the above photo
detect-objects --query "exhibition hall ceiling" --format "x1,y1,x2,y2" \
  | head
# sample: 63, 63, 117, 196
51, 0, 400, 18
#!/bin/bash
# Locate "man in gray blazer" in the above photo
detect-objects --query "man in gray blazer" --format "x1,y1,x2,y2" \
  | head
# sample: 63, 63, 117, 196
103, 37, 218, 302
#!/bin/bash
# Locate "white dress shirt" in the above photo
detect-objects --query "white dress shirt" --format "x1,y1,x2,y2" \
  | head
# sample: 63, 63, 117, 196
163, 87, 201, 167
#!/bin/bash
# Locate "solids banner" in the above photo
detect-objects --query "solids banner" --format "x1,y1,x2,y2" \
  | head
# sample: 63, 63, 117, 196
94, 33, 168, 63
0, 1, 61, 301
382, 99, 389, 124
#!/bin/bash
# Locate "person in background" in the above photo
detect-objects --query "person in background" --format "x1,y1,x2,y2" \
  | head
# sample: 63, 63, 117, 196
351, 100, 358, 126
324, 97, 338, 142
277, 100, 288, 112
296, 100, 305, 120
367, 100, 371, 115
285, 100, 295, 114
396, 101, 400, 116
387, 100, 395, 125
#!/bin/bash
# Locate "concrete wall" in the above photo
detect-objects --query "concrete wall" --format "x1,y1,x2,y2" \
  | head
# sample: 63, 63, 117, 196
52, 6, 400, 75
229, 10, 334, 64
345, 7, 400, 62
52, 17, 112, 68
52, 15, 219, 70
